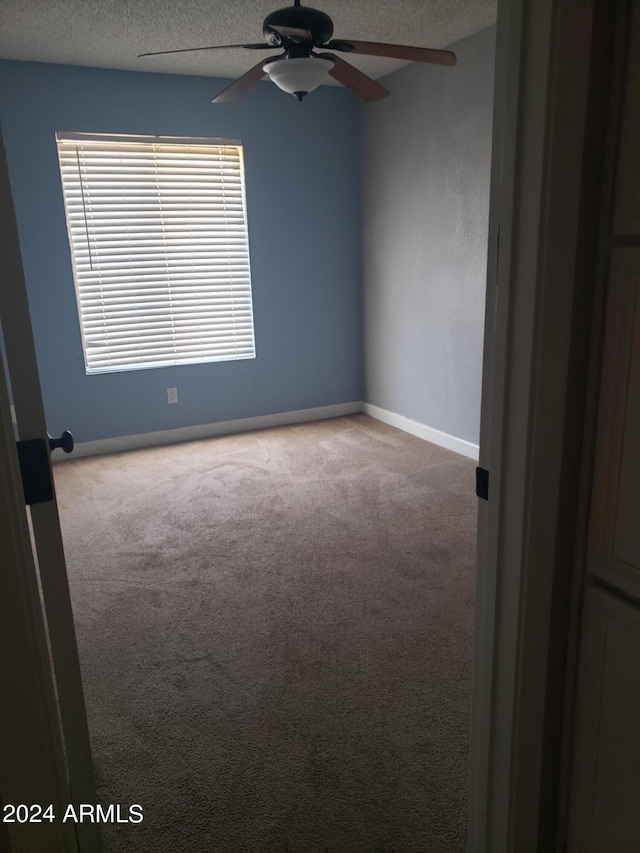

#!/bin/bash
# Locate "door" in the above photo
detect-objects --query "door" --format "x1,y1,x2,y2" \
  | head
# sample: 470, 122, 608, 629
0, 345, 79, 853
565, 0, 640, 843
0, 132, 102, 852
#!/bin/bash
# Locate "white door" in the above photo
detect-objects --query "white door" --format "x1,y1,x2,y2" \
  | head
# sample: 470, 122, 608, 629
0, 132, 102, 853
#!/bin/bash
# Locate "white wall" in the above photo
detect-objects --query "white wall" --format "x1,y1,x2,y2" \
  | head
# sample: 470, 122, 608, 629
362, 27, 496, 446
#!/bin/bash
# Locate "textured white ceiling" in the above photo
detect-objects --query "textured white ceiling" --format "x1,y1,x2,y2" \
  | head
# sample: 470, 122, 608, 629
0, 0, 496, 84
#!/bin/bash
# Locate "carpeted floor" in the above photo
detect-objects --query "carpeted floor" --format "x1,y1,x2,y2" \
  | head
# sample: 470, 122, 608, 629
54, 414, 476, 853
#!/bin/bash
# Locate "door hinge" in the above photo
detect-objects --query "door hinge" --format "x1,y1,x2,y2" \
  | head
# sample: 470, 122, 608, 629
16, 438, 54, 505
476, 466, 489, 501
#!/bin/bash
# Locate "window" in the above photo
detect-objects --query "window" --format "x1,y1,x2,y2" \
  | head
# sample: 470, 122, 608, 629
56, 133, 256, 374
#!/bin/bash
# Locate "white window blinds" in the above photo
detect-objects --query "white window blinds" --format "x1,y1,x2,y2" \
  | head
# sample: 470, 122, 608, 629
56, 134, 256, 374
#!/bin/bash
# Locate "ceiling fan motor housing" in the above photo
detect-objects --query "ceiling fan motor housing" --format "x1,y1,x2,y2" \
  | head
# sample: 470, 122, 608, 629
263, 5, 334, 46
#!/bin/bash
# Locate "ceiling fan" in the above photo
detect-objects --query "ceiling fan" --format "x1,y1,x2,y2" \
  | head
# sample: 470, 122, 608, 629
139, 0, 457, 103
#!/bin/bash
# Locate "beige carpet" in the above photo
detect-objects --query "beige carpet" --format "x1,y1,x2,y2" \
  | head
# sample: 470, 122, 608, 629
54, 414, 476, 853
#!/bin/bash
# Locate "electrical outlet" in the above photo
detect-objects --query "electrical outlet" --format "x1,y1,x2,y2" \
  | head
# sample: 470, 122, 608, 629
167, 387, 178, 405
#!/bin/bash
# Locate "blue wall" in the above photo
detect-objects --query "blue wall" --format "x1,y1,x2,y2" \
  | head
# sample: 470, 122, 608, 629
0, 61, 363, 442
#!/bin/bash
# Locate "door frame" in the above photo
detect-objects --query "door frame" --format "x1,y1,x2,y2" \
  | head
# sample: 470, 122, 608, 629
470, 0, 621, 850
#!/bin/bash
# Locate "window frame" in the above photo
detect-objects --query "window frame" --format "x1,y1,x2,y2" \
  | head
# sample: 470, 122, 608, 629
55, 132, 257, 375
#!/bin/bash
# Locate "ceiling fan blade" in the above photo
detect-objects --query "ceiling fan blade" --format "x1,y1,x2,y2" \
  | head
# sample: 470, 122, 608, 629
138, 43, 271, 58
325, 40, 457, 67
317, 53, 389, 102
212, 57, 275, 104
268, 25, 313, 42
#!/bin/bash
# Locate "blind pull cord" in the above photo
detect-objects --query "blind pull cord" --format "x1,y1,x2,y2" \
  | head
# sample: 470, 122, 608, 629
76, 148, 94, 271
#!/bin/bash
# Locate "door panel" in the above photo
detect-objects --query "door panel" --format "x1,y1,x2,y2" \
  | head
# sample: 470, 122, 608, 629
0, 133, 102, 852
588, 249, 640, 599
568, 584, 640, 852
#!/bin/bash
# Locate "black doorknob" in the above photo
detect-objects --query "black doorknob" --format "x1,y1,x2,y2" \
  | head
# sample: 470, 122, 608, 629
48, 430, 74, 454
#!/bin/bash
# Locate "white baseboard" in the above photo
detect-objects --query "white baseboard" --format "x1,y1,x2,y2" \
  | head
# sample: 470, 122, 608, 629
56, 400, 479, 461
57, 402, 363, 460
363, 403, 480, 461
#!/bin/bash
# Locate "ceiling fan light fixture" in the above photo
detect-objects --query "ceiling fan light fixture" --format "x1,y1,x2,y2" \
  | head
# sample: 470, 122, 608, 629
264, 55, 334, 100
